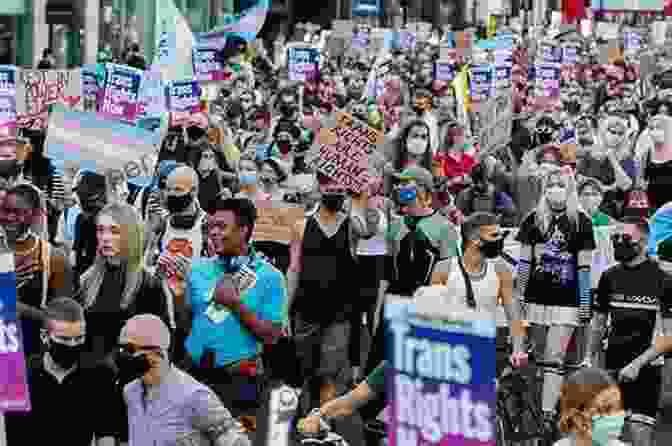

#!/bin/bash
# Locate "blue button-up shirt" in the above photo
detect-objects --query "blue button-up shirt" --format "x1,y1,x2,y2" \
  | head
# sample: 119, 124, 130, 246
125, 366, 246, 446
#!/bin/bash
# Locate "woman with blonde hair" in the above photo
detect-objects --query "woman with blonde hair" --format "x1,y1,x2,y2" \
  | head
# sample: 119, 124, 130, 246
78, 202, 163, 363
104, 167, 130, 205
515, 165, 596, 424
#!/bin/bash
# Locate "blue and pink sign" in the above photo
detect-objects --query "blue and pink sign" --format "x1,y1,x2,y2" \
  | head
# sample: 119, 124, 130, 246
0, 66, 17, 129
0, 251, 31, 412
193, 43, 227, 82
99, 63, 143, 123
386, 300, 496, 446
166, 80, 202, 113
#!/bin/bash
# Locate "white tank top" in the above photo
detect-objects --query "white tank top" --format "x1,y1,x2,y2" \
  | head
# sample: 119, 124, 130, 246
161, 213, 206, 261
445, 257, 500, 323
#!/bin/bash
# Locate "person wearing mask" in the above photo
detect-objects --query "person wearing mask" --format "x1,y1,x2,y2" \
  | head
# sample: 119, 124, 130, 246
456, 161, 517, 226
124, 43, 146, 70
578, 179, 614, 228
54, 162, 82, 258
412, 89, 439, 154
78, 202, 162, 364
433, 122, 477, 196
104, 167, 130, 205
158, 127, 189, 165
553, 367, 628, 446
236, 153, 266, 201
147, 165, 208, 361
515, 166, 595, 425
72, 171, 108, 277
0, 133, 22, 186
383, 120, 433, 196
0, 183, 73, 356
185, 197, 286, 428
287, 174, 378, 413
119, 314, 251, 446
37, 48, 55, 69
427, 212, 526, 365
640, 115, 672, 213
191, 144, 236, 212
5, 298, 123, 446
586, 218, 672, 446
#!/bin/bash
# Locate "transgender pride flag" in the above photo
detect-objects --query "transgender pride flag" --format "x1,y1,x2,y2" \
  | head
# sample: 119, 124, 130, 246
197, 0, 270, 46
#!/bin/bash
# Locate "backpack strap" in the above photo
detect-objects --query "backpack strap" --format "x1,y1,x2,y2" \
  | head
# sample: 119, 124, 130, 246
40, 239, 50, 309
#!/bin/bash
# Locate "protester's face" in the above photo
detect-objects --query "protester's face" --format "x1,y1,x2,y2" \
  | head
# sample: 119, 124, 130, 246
109, 171, 129, 204
96, 213, 122, 258
163, 171, 194, 204
48, 319, 86, 345
260, 163, 279, 185
275, 132, 294, 154
125, 161, 142, 179
0, 193, 37, 242
585, 386, 625, 421
405, 125, 430, 156
208, 210, 247, 256
198, 149, 218, 175
580, 185, 603, 215
240, 93, 254, 111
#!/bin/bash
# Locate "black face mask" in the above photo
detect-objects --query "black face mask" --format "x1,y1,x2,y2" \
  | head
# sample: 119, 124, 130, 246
613, 240, 640, 263
0, 159, 18, 177
49, 342, 83, 369
80, 196, 106, 216
321, 193, 345, 212
565, 101, 581, 115
536, 131, 553, 146
116, 350, 152, 382
171, 213, 198, 229
480, 238, 504, 259
165, 192, 194, 214
279, 103, 296, 116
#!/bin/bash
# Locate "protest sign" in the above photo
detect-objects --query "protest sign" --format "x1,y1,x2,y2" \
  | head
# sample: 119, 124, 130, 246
137, 69, 166, 120
166, 80, 201, 113
16, 69, 82, 129
534, 63, 561, 104
562, 45, 579, 64
310, 112, 383, 193
253, 201, 305, 244
287, 46, 320, 82
0, 250, 31, 413
386, 298, 496, 446
193, 42, 227, 82
540, 42, 562, 63
46, 107, 160, 174
99, 64, 143, 123
0, 66, 16, 127
475, 90, 513, 154
435, 61, 454, 81
469, 64, 494, 104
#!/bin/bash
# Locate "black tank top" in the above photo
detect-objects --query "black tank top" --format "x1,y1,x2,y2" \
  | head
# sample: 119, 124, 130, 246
294, 215, 356, 323
645, 153, 672, 212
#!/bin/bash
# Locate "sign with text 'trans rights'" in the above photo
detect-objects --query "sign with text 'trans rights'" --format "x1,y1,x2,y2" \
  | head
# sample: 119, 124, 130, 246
0, 251, 31, 412
100, 63, 143, 124
386, 299, 496, 446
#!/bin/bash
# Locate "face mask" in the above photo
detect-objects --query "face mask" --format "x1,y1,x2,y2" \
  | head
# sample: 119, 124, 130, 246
0, 159, 17, 177
613, 239, 640, 263
480, 238, 504, 259
581, 196, 602, 215
604, 131, 624, 148
546, 186, 567, 208
536, 131, 553, 146
239, 172, 258, 186
165, 192, 194, 214
80, 197, 106, 216
407, 138, 427, 155
49, 341, 83, 369
395, 185, 418, 206
591, 414, 625, 446
116, 350, 152, 382
321, 193, 345, 212
565, 101, 581, 115
650, 129, 665, 144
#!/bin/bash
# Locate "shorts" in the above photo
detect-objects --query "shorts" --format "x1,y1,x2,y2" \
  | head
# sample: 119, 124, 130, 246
293, 316, 351, 381
620, 366, 662, 419
526, 303, 578, 327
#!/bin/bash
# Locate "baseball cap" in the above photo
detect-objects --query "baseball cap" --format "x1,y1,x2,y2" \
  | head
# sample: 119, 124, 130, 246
119, 314, 171, 350
394, 166, 434, 192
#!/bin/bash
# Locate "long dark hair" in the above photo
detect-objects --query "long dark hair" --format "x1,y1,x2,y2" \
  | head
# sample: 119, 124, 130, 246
392, 120, 433, 172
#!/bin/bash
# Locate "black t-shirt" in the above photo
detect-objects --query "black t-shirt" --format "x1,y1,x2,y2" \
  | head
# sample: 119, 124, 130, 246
516, 210, 595, 307
595, 259, 672, 369
5, 356, 125, 446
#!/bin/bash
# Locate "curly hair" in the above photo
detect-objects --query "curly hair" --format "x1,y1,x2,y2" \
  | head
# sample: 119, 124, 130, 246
558, 368, 618, 435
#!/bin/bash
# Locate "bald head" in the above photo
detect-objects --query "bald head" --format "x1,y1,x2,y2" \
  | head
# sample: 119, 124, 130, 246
165, 165, 199, 194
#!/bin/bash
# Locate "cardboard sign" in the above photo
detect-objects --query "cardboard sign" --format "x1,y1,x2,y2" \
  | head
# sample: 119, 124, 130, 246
99, 63, 143, 123
0, 251, 31, 412
193, 42, 227, 82
46, 107, 160, 174
166, 80, 201, 113
0, 66, 17, 127
310, 112, 383, 193
253, 201, 305, 244
16, 69, 82, 129
386, 299, 496, 446
287, 46, 320, 82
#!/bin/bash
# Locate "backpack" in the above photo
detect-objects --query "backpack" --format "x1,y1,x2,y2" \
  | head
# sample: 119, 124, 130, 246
389, 216, 441, 296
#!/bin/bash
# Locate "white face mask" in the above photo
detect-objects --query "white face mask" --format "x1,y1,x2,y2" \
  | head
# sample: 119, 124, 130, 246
407, 138, 428, 155
603, 130, 624, 148
546, 185, 567, 207
650, 128, 665, 145
581, 195, 602, 215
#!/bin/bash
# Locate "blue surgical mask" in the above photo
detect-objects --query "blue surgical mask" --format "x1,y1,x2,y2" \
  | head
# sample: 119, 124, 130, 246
592, 414, 625, 446
239, 172, 258, 186
396, 185, 417, 205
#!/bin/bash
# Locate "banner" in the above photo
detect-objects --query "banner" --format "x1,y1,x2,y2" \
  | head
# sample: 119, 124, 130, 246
253, 201, 305, 244
193, 42, 227, 82
0, 251, 31, 412
153, 0, 196, 83
386, 299, 496, 446
287, 46, 320, 82
310, 112, 383, 193
0, 66, 17, 128
99, 64, 143, 123
46, 107, 160, 174
470, 65, 494, 103
166, 80, 201, 113
198, 0, 269, 44
16, 69, 82, 129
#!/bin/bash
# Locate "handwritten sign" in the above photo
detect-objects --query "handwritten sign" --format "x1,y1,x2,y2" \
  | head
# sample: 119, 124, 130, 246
166, 80, 201, 113
253, 201, 305, 244
0, 251, 31, 412
16, 69, 82, 129
0, 66, 16, 126
193, 42, 227, 82
100, 64, 143, 123
386, 299, 496, 446
287, 46, 320, 82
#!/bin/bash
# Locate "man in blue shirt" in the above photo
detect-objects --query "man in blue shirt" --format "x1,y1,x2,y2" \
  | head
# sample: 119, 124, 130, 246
185, 197, 287, 426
